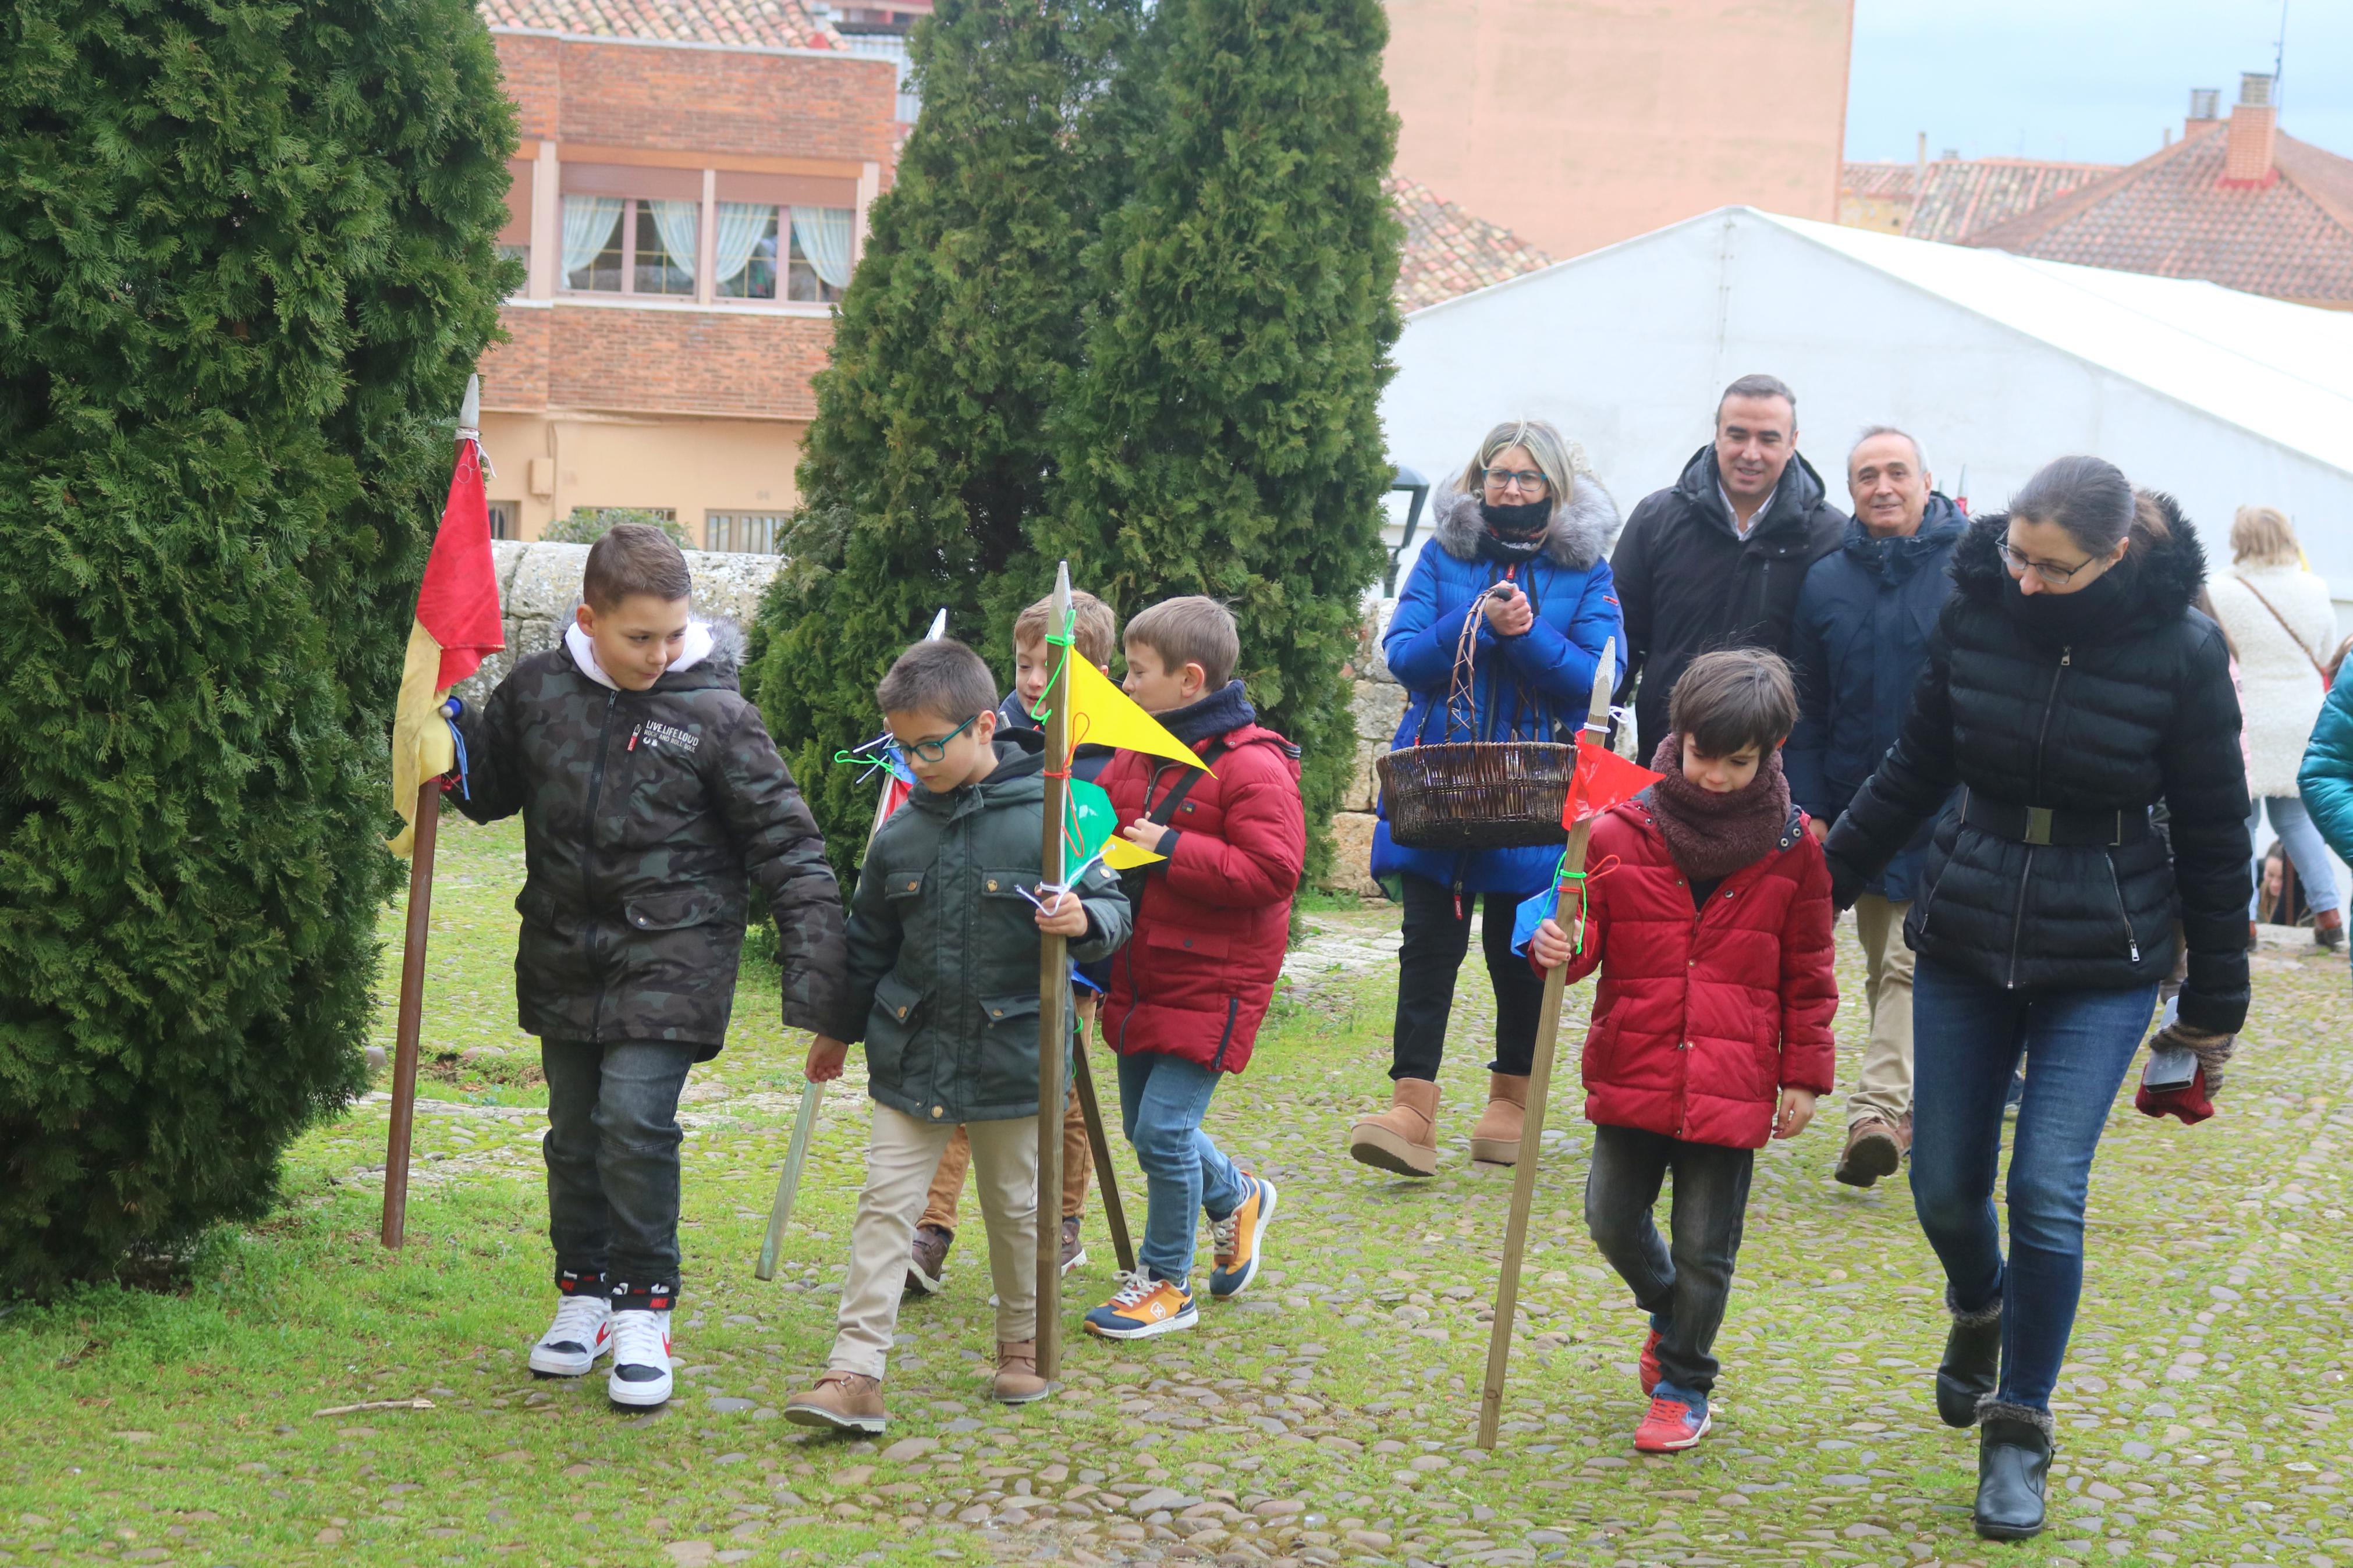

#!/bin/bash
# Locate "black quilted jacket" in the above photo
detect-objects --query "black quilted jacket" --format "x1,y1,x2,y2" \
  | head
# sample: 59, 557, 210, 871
1822, 504, 2252, 1034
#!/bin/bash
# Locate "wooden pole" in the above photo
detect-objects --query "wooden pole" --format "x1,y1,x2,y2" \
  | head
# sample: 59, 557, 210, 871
1067, 998, 1135, 1274
1477, 638, 1616, 1449
1035, 563, 1074, 1378
381, 776, 442, 1250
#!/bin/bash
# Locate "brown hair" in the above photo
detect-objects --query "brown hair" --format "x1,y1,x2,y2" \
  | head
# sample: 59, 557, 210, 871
1670, 648, 1800, 756
1124, 596, 1240, 691
2230, 504, 2300, 568
2009, 455, 2180, 557
876, 638, 998, 724
1717, 372, 1797, 424
1014, 589, 1118, 667
583, 522, 691, 612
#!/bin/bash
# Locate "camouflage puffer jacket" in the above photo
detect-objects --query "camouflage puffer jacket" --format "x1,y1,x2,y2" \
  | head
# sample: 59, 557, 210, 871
836, 730, 1130, 1125
452, 627, 844, 1057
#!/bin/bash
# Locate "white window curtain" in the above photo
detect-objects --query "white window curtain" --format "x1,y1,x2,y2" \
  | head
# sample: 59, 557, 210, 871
790, 205, 856, 290
713, 201, 774, 291
561, 195, 623, 276
647, 200, 701, 279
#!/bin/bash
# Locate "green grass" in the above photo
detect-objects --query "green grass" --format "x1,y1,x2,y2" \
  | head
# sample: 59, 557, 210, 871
5, 814, 2352, 1567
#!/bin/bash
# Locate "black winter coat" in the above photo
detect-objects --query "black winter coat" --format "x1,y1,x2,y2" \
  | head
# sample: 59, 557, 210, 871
1784, 497, 1968, 902
454, 630, 847, 1057
1612, 445, 1847, 758
1822, 509, 2252, 1034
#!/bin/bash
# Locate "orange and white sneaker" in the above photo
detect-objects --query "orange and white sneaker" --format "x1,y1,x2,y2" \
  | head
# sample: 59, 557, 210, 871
1083, 1270, 1198, 1341
1209, 1174, 1277, 1299
1632, 1389, 1711, 1452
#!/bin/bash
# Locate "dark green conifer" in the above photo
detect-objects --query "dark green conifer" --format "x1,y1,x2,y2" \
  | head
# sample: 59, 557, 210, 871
0, 0, 517, 1289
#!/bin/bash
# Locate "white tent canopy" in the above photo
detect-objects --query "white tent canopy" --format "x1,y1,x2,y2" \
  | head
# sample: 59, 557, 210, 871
1379, 206, 2353, 622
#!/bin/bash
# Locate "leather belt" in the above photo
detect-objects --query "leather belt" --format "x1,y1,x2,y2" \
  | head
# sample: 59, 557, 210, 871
1960, 788, 2152, 848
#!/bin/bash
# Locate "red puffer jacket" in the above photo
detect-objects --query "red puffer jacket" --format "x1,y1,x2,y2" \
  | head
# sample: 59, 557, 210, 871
1553, 797, 1838, 1148
1098, 725, 1304, 1073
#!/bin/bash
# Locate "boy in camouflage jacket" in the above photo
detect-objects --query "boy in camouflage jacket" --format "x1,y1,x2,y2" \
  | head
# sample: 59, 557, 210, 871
785, 639, 1129, 1435
452, 525, 843, 1410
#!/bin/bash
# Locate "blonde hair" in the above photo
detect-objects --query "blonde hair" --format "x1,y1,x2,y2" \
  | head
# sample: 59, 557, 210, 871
1014, 589, 1117, 667
1125, 596, 1240, 691
1456, 419, 1584, 503
2231, 504, 2301, 568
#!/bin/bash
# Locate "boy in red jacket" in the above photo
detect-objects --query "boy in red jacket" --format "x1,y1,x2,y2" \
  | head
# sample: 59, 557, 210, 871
1525, 649, 1837, 1451
1083, 598, 1305, 1341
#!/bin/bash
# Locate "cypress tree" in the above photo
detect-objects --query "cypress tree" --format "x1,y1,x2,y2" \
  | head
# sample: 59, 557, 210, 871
748, 0, 1141, 878
1042, 0, 1402, 877
0, 0, 517, 1289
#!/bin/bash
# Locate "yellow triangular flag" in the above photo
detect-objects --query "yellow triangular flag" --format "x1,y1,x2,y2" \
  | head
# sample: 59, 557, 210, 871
1066, 656, 1208, 770
1101, 837, 1165, 870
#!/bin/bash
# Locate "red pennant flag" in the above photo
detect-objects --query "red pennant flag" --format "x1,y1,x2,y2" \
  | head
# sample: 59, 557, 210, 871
1564, 735, 1664, 827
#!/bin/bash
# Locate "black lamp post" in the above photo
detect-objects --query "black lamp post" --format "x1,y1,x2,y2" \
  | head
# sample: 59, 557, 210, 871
1384, 465, 1431, 596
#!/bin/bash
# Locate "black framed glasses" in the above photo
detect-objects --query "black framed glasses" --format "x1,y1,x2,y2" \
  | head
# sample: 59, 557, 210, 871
889, 713, 978, 763
1482, 467, 1549, 495
1997, 539, 2099, 586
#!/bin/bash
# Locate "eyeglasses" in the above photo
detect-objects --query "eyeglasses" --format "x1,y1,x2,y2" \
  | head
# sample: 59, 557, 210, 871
1483, 467, 1549, 495
889, 713, 978, 763
1997, 539, 2099, 586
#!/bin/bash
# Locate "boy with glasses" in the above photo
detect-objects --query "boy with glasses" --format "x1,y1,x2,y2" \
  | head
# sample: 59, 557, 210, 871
786, 639, 1130, 1433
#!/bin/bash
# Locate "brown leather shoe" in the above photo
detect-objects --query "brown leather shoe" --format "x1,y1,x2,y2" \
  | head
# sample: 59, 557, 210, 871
1350, 1078, 1442, 1177
1059, 1215, 1087, 1276
1835, 1119, 1904, 1188
1468, 1072, 1530, 1165
784, 1370, 886, 1434
905, 1224, 952, 1296
992, 1341, 1049, 1405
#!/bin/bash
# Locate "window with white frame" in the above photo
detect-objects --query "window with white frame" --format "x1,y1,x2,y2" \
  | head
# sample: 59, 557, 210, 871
561, 195, 700, 296
705, 511, 787, 554
711, 204, 855, 303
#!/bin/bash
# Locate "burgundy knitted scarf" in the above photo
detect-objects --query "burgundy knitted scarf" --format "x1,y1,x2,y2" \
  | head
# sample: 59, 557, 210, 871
1645, 737, 1793, 881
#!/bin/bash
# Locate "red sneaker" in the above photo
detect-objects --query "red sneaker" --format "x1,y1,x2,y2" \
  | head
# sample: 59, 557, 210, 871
1639, 1329, 1664, 1396
1632, 1392, 1712, 1453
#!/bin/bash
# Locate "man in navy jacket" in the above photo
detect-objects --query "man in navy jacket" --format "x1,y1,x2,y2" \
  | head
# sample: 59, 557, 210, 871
1785, 426, 1966, 1188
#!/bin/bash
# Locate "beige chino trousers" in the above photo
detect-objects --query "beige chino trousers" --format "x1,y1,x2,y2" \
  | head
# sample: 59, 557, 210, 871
830, 1102, 1038, 1380
1846, 894, 1916, 1130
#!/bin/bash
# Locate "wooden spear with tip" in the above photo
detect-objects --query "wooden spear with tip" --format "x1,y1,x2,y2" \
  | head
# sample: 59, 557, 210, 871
1035, 563, 1075, 1378
1476, 637, 1616, 1449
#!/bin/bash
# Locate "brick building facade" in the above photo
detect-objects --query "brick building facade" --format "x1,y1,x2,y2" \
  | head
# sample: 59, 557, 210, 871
474, 18, 899, 545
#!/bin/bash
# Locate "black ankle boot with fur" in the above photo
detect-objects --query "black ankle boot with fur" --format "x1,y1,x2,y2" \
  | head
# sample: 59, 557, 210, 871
1937, 1289, 2001, 1427
1974, 1401, 2053, 1539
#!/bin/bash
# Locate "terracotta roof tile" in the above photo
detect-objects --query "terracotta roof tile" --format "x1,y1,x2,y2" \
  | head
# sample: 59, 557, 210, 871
1389, 175, 1553, 311
478, 0, 840, 51
1841, 158, 2121, 244
1964, 127, 2353, 306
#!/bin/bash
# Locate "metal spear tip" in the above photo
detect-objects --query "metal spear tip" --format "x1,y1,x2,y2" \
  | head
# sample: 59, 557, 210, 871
1053, 559, 1071, 615
459, 374, 480, 431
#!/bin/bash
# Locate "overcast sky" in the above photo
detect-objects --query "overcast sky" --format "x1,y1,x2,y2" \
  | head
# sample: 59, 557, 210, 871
1846, 0, 2353, 166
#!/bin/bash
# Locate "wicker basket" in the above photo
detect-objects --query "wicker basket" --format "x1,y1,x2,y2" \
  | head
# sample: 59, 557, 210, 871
1378, 741, 1574, 851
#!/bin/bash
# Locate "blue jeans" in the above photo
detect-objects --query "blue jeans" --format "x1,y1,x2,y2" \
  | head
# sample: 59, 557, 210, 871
542, 1037, 697, 1308
1116, 1050, 1248, 1283
2250, 794, 2342, 916
1909, 960, 2155, 1413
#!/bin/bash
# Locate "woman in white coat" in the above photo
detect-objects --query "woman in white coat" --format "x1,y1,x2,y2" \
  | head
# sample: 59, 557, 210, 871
2205, 506, 2344, 948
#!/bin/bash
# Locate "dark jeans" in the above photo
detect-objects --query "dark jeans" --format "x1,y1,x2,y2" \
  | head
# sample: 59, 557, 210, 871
1584, 1123, 1755, 1399
1390, 872, 1544, 1080
1909, 958, 2155, 1413
542, 1037, 698, 1309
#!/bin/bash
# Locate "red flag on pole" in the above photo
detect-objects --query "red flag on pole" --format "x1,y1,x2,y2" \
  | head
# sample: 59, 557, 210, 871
1563, 735, 1663, 827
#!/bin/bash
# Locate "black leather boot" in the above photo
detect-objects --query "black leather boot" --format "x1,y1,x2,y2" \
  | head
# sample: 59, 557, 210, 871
1974, 1408, 2053, 1540
1936, 1295, 2001, 1428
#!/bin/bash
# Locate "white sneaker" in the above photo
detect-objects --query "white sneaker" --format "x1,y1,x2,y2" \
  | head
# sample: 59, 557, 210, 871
528, 1293, 612, 1378
607, 1309, 673, 1409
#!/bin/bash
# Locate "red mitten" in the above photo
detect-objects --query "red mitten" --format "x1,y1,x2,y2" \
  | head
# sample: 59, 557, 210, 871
2135, 1065, 2214, 1125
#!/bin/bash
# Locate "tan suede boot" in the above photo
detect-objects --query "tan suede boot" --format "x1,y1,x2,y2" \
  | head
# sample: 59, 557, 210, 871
1349, 1078, 1442, 1176
1468, 1072, 1531, 1165
783, 1371, 886, 1434
992, 1341, 1049, 1405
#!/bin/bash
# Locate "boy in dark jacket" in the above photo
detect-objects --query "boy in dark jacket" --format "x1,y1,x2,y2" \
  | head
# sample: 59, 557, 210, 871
1522, 649, 1837, 1452
786, 639, 1128, 1434
908, 589, 1120, 1293
452, 525, 844, 1410
1083, 599, 1305, 1342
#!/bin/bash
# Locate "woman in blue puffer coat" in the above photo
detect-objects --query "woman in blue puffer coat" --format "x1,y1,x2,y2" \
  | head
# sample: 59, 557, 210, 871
1350, 419, 1624, 1176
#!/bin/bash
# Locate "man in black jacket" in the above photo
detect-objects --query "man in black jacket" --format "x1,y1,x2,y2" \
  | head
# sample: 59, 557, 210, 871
1613, 374, 1848, 759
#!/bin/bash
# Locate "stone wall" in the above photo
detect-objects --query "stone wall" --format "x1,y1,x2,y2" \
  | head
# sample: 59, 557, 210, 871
452, 541, 783, 707
1323, 603, 1402, 897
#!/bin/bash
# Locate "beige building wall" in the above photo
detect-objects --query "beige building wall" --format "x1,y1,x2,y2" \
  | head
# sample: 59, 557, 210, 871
478, 411, 807, 547
1385, 0, 1854, 260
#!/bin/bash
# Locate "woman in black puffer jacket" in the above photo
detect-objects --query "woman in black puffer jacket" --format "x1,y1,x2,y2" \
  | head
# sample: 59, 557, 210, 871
1823, 456, 2250, 1541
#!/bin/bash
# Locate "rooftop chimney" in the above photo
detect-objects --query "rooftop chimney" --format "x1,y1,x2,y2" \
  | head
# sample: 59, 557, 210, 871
2221, 72, 2279, 188
2188, 87, 2220, 123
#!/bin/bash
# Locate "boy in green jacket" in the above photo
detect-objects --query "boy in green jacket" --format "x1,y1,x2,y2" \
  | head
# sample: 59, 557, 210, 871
786, 639, 1130, 1434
